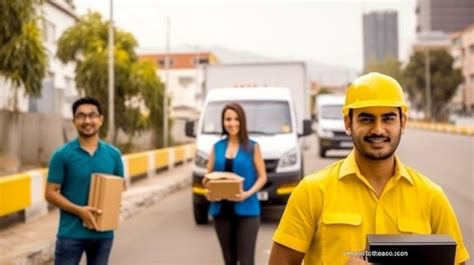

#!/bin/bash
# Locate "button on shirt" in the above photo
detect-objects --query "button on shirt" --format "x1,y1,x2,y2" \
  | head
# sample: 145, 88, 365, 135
48, 139, 124, 239
272, 151, 469, 264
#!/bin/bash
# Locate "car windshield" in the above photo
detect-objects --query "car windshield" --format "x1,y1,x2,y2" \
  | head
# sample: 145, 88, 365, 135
321, 105, 343, 119
202, 101, 292, 135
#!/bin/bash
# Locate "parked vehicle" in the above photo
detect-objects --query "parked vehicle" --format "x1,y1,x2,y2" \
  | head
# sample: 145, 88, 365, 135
185, 62, 312, 224
314, 94, 352, 157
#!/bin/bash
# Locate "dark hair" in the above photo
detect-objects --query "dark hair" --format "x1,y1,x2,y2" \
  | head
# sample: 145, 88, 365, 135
72, 97, 102, 116
221, 102, 250, 150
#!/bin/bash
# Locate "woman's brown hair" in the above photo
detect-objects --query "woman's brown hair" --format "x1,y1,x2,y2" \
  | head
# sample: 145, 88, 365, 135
221, 102, 250, 150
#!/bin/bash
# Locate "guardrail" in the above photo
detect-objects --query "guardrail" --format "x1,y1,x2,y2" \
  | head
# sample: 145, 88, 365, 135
408, 121, 474, 136
0, 144, 195, 221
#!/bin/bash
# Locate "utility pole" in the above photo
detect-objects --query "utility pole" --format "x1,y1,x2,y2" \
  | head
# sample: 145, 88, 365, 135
424, 49, 432, 120
424, 16, 432, 120
108, 0, 115, 142
163, 17, 170, 147
194, 45, 200, 109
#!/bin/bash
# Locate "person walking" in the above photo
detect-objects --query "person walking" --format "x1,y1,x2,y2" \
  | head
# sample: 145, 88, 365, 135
204, 102, 267, 265
45, 97, 124, 265
269, 73, 469, 265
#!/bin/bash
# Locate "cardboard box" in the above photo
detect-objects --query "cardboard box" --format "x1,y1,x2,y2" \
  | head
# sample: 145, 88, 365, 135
366, 234, 456, 264
86, 173, 124, 231
204, 172, 244, 201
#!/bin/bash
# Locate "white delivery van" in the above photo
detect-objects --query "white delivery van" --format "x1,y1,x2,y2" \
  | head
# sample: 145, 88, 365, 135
314, 94, 352, 157
186, 87, 312, 224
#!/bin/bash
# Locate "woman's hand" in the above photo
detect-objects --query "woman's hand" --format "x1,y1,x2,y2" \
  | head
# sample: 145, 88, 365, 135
231, 190, 252, 202
202, 177, 220, 201
204, 188, 221, 202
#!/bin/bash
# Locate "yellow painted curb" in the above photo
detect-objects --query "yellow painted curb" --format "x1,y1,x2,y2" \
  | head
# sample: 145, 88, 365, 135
408, 121, 474, 136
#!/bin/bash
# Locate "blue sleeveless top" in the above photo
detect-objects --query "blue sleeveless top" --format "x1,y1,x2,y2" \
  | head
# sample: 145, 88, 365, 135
209, 138, 261, 216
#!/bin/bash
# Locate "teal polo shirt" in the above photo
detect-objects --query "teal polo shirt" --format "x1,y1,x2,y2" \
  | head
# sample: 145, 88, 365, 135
47, 138, 124, 239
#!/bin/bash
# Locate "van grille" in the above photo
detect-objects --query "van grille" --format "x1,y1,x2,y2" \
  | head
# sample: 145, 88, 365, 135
333, 131, 347, 137
264, 159, 279, 173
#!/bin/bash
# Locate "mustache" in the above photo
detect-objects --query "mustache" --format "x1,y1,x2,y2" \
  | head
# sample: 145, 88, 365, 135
363, 134, 390, 142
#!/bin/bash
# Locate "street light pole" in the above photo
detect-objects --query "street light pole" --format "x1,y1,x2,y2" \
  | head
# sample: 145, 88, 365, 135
163, 17, 170, 147
108, 0, 115, 142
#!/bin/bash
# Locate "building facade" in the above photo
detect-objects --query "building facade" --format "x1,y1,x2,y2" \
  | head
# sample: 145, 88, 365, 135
452, 25, 474, 112
0, 0, 79, 118
138, 51, 219, 119
363, 10, 399, 69
416, 0, 474, 33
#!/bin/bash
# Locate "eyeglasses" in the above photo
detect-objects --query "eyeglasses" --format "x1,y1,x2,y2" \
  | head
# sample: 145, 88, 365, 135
74, 112, 100, 121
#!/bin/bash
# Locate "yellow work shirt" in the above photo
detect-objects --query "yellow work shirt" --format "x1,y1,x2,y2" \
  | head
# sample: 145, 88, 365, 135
273, 151, 469, 264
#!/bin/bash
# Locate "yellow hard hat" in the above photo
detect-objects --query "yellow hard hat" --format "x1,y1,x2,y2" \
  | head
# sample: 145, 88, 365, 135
342, 72, 408, 116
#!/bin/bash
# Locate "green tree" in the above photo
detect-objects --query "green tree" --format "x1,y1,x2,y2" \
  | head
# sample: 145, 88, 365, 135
363, 56, 402, 81
0, 0, 47, 110
56, 12, 164, 147
317, 86, 332, 95
403, 50, 462, 121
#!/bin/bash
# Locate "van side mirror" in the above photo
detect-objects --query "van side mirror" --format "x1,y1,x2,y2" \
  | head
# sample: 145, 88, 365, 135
185, 120, 196, 138
298, 119, 312, 137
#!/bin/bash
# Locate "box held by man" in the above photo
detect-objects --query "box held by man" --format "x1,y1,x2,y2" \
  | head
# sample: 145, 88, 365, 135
86, 173, 124, 231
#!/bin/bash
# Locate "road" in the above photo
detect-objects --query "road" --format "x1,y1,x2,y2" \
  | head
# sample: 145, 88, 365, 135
110, 129, 473, 264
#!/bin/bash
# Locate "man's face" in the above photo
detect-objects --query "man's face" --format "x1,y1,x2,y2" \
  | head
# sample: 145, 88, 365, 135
344, 107, 406, 160
73, 104, 103, 138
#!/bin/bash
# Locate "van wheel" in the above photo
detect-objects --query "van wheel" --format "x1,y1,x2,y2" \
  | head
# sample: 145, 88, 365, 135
193, 204, 209, 225
319, 148, 326, 158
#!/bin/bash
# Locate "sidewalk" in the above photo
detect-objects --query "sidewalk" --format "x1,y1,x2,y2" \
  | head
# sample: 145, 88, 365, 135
0, 163, 193, 265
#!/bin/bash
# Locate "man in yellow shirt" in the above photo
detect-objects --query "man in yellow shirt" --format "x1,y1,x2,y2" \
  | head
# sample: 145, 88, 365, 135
269, 73, 469, 265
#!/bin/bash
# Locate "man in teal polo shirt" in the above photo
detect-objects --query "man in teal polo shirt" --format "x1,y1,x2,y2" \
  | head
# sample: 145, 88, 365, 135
45, 97, 124, 265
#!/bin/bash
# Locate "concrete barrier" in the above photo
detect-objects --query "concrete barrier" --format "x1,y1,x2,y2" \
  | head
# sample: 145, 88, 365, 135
0, 173, 31, 217
0, 144, 195, 221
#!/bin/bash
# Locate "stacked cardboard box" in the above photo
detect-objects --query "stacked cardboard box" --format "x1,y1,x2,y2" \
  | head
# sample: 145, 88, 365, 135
86, 173, 124, 231
204, 172, 244, 200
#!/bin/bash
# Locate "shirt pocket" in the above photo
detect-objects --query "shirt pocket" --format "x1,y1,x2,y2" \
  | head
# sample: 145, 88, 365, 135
321, 213, 363, 263
397, 217, 431, 234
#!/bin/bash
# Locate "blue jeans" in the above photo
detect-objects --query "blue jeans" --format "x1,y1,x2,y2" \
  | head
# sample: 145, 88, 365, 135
54, 236, 114, 265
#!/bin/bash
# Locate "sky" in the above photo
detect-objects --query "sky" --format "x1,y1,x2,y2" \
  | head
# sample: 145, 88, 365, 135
74, 0, 416, 72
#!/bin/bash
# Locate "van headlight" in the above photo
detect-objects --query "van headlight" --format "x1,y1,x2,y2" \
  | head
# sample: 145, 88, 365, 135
194, 151, 208, 168
279, 149, 298, 168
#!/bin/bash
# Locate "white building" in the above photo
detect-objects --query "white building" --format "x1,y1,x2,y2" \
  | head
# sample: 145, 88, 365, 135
138, 50, 220, 120
0, 0, 79, 119
451, 25, 474, 113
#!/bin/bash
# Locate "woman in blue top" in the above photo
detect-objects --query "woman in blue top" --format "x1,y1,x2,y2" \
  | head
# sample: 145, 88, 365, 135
204, 102, 267, 265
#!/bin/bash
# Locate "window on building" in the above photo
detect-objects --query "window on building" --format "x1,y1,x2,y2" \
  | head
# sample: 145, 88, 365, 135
194, 58, 209, 65
179, 76, 194, 88
469, 44, 474, 54
470, 74, 474, 84
42, 19, 56, 44
192, 57, 210, 66
452, 37, 461, 47
199, 58, 209, 64
158, 58, 174, 67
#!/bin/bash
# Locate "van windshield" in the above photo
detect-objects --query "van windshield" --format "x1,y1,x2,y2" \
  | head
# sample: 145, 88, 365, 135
202, 101, 292, 135
321, 105, 343, 119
